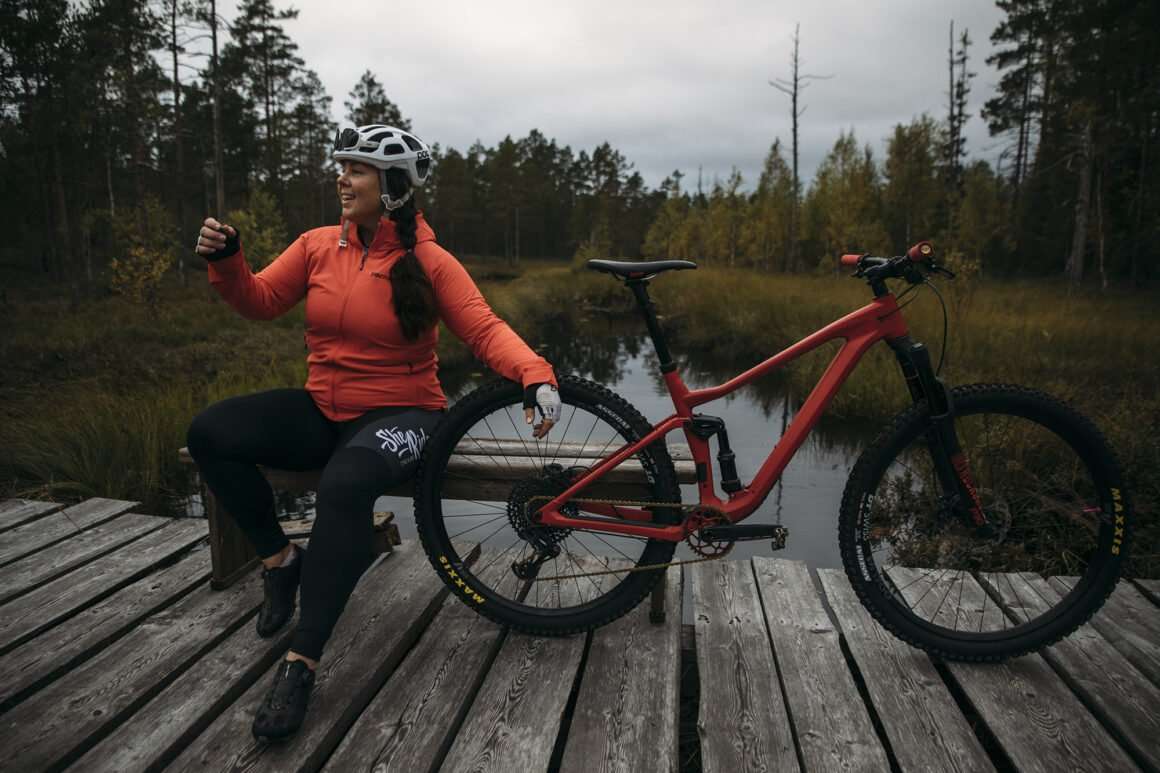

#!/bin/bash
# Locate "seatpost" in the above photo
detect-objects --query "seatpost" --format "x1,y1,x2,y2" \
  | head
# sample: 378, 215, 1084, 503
626, 279, 676, 373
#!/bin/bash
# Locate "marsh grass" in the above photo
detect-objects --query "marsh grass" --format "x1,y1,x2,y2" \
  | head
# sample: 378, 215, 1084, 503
2, 263, 1156, 575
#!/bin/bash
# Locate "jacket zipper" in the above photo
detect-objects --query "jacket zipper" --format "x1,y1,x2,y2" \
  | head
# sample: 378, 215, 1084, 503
331, 237, 372, 416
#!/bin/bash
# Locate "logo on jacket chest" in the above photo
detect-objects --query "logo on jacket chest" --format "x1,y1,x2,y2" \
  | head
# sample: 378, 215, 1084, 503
370, 271, 389, 281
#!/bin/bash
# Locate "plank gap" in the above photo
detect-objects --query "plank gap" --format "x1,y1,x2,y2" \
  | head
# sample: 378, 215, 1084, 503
546, 630, 594, 773
834, 634, 904, 773
929, 658, 1018, 773
678, 622, 702, 773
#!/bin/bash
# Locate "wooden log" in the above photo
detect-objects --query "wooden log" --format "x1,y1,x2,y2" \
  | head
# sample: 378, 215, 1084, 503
0, 544, 212, 712
752, 559, 889, 772
438, 556, 605, 773
983, 571, 1160, 770
0, 519, 207, 655
0, 497, 139, 567
180, 437, 693, 591
0, 499, 63, 533
0, 552, 264, 771
453, 437, 693, 461
889, 567, 1137, 773
166, 542, 449, 773
817, 568, 993, 773
1050, 576, 1160, 689
0, 512, 169, 605
559, 565, 682, 773
690, 560, 799, 773
322, 553, 519, 773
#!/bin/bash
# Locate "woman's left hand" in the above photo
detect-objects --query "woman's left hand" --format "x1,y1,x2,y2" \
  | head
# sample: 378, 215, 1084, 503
524, 383, 560, 439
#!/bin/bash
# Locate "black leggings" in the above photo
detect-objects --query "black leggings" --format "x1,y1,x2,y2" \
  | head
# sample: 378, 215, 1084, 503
185, 388, 443, 660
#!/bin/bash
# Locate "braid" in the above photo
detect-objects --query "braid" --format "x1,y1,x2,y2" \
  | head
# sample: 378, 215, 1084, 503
384, 168, 437, 341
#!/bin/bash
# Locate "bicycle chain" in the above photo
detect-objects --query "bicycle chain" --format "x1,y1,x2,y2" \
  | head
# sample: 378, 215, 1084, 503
521, 495, 733, 581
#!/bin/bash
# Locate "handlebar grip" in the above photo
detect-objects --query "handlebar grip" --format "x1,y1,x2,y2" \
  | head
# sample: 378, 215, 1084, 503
840, 253, 863, 267
907, 241, 934, 261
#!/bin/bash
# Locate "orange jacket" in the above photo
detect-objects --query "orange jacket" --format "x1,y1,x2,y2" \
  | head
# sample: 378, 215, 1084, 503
207, 213, 556, 421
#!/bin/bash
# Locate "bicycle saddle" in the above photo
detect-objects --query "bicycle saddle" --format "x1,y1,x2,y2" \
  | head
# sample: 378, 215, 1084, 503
586, 259, 698, 279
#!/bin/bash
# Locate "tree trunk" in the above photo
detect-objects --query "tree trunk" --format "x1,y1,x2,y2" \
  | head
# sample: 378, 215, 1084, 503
1065, 120, 1092, 284
211, 0, 225, 213
171, 0, 187, 287
52, 144, 71, 281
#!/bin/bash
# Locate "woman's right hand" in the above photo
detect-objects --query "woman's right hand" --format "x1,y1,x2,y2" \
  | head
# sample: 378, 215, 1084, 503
194, 217, 240, 261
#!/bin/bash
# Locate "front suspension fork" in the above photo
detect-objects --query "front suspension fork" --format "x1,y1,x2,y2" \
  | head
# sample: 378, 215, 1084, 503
888, 337, 989, 530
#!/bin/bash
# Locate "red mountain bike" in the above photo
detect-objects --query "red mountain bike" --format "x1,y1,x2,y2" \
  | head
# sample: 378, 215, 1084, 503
415, 243, 1131, 662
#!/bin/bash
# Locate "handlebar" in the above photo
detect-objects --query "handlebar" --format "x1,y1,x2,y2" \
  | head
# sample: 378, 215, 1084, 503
841, 240, 955, 293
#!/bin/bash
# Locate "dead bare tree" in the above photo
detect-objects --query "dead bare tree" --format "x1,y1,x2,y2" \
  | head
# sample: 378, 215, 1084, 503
770, 23, 832, 272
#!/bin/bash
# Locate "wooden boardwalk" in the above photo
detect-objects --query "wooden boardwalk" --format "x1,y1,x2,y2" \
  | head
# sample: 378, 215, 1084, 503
1, 496, 1158, 772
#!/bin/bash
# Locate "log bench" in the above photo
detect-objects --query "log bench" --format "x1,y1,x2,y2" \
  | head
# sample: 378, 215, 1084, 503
178, 440, 695, 622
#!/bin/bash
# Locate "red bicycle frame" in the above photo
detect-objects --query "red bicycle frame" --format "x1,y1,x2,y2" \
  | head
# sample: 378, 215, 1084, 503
535, 292, 911, 541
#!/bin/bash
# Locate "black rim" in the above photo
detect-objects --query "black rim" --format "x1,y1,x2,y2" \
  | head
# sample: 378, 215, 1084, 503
856, 396, 1119, 642
418, 383, 676, 617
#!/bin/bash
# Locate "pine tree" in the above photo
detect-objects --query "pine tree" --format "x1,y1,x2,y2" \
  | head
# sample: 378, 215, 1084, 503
344, 70, 409, 129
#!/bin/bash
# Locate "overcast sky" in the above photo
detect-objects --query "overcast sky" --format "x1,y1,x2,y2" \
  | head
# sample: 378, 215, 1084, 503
277, 0, 1008, 191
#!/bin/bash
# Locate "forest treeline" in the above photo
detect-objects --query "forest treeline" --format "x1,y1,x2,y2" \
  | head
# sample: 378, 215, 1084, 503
2, 0, 1157, 291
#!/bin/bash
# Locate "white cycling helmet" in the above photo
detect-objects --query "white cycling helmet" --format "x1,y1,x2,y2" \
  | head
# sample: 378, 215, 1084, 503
332, 123, 433, 210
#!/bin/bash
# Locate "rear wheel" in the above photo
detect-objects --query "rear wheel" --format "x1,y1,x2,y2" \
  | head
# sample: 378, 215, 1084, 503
414, 375, 682, 635
839, 384, 1129, 662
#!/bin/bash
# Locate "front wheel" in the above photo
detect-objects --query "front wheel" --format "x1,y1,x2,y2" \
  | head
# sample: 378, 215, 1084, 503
839, 384, 1130, 662
414, 375, 683, 636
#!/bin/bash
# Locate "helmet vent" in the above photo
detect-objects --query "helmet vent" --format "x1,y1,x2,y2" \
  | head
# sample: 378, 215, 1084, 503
367, 131, 393, 142
416, 159, 431, 178
383, 143, 406, 155
401, 135, 423, 152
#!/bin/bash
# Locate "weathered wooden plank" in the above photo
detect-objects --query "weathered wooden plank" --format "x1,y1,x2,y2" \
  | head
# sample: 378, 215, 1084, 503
690, 560, 799, 773
559, 566, 682, 773
1050, 576, 1160, 689
0, 499, 63, 533
323, 553, 519, 773
66, 561, 298, 772
752, 558, 889, 771
817, 569, 993, 773
890, 568, 1137, 773
166, 542, 449, 773
1133, 578, 1160, 606
0, 511, 169, 605
0, 556, 263, 771
984, 572, 1160, 770
438, 557, 603, 773
454, 437, 693, 461
0, 497, 139, 567
0, 544, 212, 712
0, 518, 207, 654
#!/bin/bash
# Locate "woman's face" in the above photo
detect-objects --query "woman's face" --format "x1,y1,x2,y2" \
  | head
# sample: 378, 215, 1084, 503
336, 161, 381, 223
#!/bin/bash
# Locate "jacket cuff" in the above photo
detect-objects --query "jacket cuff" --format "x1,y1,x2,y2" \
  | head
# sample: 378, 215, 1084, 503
206, 249, 248, 282
521, 366, 557, 389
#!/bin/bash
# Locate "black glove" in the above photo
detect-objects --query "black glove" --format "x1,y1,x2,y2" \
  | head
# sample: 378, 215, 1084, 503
200, 226, 241, 262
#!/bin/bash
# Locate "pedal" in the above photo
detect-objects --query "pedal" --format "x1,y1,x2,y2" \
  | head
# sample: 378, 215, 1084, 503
700, 523, 789, 550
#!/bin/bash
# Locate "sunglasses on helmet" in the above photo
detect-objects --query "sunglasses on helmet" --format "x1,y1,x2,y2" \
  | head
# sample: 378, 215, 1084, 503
333, 126, 362, 152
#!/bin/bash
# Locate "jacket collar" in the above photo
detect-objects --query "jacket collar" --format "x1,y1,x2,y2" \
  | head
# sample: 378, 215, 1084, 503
342, 212, 436, 251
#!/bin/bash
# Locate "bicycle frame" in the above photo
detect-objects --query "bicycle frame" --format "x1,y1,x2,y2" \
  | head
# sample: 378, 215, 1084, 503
535, 289, 912, 542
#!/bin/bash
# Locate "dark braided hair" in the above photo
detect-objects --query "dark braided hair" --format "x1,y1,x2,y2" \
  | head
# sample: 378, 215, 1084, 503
383, 167, 437, 341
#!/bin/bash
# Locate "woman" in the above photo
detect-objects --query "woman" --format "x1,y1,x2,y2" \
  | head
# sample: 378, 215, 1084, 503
186, 123, 561, 742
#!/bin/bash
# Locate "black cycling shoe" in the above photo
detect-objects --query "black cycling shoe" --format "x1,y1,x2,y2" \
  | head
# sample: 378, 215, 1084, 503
251, 658, 316, 743
255, 544, 304, 638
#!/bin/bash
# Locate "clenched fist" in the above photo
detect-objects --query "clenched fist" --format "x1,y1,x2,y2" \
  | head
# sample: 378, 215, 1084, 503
194, 217, 241, 261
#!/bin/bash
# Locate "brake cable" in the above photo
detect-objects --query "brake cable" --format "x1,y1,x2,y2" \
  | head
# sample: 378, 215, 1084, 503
923, 279, 950, 376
